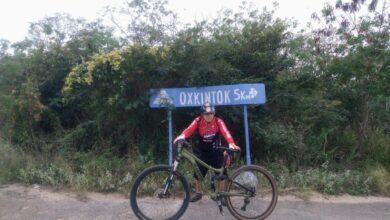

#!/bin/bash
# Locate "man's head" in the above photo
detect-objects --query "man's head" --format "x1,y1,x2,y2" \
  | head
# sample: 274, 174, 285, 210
201, 102, 215, 122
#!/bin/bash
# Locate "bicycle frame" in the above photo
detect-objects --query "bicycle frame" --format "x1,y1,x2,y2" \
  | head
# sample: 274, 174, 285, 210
174, 146, 252, 198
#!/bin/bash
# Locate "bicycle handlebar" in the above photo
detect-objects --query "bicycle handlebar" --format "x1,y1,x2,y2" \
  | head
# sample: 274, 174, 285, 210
214, 146, 240, 153
176, 139, 191, 148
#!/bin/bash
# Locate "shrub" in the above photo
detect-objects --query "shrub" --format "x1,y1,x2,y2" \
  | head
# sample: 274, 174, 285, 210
367, 165, 390, 196
16, 163, 71, 187
61, 121, 99, 152
365, 129, 390, 167
265, 161, 376, 195
0, 138, 27, 183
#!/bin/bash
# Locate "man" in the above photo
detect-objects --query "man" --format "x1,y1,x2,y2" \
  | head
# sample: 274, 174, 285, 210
174, 102, 240, 202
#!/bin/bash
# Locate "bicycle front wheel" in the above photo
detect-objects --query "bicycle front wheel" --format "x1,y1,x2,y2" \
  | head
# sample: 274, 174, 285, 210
130, 165, 190, 220
226, 165, 278, 220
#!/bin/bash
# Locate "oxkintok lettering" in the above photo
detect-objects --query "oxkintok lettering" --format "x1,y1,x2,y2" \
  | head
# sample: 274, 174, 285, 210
179, 90, 231, 105
178, 88, 258, 106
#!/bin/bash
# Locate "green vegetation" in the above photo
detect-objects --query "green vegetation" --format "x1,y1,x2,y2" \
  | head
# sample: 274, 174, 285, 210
268, 162, 389, 196
0, 138, 152, 192
0, 0, 389, 196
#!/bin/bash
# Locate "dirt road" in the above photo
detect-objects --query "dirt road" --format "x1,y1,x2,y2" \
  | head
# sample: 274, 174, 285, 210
0, 184, 389, 220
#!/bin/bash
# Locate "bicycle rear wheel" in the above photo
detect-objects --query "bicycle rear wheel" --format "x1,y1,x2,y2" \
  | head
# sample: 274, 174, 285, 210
226, 165, 278, 220
130, 165, 190, 220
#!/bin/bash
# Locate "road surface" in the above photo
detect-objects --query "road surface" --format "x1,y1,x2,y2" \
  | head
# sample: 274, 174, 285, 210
0, 184, 389, 220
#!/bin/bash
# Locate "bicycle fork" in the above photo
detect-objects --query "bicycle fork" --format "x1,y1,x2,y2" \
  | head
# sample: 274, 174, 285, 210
162, 160, 179, 195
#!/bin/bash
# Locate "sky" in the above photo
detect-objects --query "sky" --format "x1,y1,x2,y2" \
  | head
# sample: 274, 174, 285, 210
0, 0, 332, 42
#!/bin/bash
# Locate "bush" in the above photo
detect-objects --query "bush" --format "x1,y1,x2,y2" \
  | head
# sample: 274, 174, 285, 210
315, 168, 372, 195
367, 165, 390, 196
61, 121, 99, 152
266, 161, 377, 195
0, 139, 21, 183
17, 163, 71, 187
1, 138, 389, 196
365, 129, 390, 167
0, 138, 151, 192
257, 122, 304, 167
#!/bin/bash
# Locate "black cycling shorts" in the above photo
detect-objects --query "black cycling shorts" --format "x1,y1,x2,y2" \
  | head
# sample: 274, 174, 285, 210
193, 148, 224, 180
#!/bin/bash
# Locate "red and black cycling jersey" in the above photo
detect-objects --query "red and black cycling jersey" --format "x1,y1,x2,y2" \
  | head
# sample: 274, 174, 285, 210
181, 116, 235, 151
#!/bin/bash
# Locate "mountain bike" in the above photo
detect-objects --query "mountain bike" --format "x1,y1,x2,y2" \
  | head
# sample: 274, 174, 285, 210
130, 140, 277, 220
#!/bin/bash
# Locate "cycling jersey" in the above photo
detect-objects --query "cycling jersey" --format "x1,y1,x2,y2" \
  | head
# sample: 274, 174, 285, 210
182, 116, 235, 180
181, 116, 235, 150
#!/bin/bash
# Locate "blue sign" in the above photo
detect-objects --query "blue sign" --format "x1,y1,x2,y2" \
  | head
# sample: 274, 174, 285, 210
150, 83, 265, 108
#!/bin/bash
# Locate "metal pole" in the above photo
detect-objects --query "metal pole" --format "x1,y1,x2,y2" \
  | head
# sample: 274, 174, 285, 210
243, 105, 251, 165
168, 110, 173, 166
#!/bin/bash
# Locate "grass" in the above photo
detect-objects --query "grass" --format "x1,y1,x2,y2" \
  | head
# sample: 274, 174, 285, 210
1, 139, 389, 197
266, 161, 390, 196
368, 165, 390, 196
0, 138, 153, 193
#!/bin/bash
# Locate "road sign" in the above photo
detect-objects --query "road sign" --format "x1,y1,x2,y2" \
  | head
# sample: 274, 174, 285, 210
150, 84, 265, 108
150, 83, 266, 166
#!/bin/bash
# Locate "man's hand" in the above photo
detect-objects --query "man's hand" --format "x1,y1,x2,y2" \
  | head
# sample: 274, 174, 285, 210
173, 134, 185, 144
225, 143, 240, 157
229, 143, 240, 151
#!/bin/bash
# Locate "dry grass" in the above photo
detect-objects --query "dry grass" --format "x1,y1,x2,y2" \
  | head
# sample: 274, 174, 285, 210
368, 165, 390, 196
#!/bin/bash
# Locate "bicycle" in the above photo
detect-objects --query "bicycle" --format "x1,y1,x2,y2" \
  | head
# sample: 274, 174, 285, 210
130, 140, 278, 220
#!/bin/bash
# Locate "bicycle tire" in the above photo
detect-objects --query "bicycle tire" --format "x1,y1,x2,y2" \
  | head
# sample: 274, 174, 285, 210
130, 165, 190, 220
225, 165, 278, 220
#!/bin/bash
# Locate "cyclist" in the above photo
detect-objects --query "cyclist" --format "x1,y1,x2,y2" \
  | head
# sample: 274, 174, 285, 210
173, 102, 240, 202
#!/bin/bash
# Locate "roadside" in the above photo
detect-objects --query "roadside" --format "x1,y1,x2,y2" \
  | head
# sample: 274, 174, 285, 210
0, 184, 389, 220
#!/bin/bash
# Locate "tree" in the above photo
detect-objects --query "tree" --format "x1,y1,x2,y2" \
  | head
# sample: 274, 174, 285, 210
106, 0, 178, 46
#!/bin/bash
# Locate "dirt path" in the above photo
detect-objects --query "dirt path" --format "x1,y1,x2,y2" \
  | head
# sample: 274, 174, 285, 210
0, 184, 389, 220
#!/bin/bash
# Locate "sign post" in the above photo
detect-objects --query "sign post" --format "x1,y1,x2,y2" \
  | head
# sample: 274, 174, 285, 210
150, 83, 266, 165
243, 105, 251, 165
168, 110, 173, 165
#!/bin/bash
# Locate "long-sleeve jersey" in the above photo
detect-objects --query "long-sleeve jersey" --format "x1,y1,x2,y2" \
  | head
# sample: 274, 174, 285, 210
181, 116, 235, 147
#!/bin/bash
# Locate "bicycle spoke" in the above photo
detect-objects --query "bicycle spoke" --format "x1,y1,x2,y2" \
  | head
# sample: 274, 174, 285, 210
226, 166, 277, 219
131, 166, 189, 220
